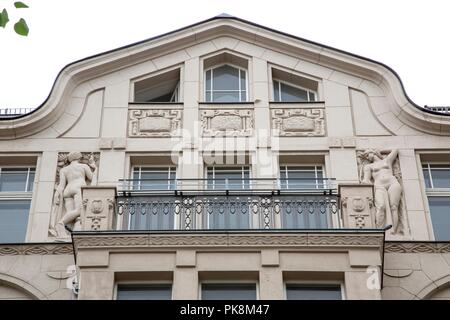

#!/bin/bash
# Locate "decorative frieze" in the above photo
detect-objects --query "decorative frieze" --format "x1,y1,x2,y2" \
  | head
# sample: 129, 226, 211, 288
385, 242, 450, 253
0, 244, 73, 256
271, 108, 325, 136
128, 109, 182, 137
201, 109, 253, 136
73, 232, 384, 250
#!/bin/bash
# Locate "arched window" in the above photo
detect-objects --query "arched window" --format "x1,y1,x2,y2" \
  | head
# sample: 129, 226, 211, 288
205, 64, 247, 102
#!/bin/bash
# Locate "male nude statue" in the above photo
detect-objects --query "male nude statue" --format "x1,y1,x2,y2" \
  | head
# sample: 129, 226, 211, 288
52, 151, 96, 238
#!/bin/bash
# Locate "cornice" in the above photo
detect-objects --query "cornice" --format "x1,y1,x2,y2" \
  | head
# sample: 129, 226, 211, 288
0, 243, 73, 256
72, 232, 384, 252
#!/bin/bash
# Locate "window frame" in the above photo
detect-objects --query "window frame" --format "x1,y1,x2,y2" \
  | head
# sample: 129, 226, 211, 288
422, 162, 450, 240
0, 165, 35, 243
204, 63, 248, 103
199, 280, 259, 300
114, 281, 173, 300
283, 280, 345, 300
273, 78, 317, 103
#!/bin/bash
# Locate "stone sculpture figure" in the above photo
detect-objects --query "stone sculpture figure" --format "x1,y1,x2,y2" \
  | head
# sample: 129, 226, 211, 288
49, 151, 97, 238
359, 149, 404, 234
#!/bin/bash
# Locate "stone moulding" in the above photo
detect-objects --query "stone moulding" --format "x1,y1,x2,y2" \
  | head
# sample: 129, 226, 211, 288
128, 108, 182, 137
72, 232, 384, 252
0, 244, 73, 256
201, 108, 254, 136
271, 108, 325, 136
385, 242, 450, 253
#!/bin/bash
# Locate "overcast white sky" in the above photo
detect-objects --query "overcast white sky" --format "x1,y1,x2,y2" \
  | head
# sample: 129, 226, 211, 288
0, 0, 449, 109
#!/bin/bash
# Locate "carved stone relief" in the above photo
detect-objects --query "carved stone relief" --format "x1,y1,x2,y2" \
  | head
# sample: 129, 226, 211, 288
201, 109, 253, 136
81, 191, 115, 232
271, 108, 325, 136
340, 184, 375, 229
356, 149, 410, 237
48, 152, 100, 239
128, 109, 182, 137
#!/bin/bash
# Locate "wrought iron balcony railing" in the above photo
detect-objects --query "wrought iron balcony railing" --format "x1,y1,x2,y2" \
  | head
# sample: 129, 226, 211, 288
116, 178, 340, 231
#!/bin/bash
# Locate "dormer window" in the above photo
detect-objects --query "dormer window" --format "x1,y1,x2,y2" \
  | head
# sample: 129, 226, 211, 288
273, 80, 316, 102
205, 64, 247, 102
271, 67, 318, 102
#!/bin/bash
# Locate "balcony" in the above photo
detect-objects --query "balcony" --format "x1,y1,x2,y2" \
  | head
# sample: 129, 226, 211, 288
115, 178, 340, 231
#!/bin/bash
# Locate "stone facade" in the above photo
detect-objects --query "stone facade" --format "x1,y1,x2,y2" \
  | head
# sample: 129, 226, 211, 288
0, 15, 449, 300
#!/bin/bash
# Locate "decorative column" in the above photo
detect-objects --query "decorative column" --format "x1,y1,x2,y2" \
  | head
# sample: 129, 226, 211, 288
339, 184, 375, 229
81, 186, 117, 231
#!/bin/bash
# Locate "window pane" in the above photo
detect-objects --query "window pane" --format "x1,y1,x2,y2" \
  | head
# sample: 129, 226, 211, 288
280, 196, 329, 229
0, 168, 29, 192
286, 284, 342, 300
429, 197, 450, 240
280, 82, 309, 102
240, 70, 246, 91
308, 91, 316, 101
202, 284, 256, 300
273, 81, 280, 102
423, 168, 432, 188
117, 284, 172, 300
0, 200, 31, 243
430, 168, 450, 188
212, 91, 240, 102
212, 65, 240, 91
240, 91, 247, 102
27, 169, 35, 192
206, 69, 211, 91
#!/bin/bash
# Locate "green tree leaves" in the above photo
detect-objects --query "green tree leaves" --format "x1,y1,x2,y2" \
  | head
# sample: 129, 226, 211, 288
0, 9, 9, 28
14, 2, 29, 9
0, 1, 29, 36
14, 17, 28, 35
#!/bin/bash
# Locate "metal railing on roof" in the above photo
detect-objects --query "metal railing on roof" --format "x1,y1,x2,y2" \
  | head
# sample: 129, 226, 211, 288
0, 108, 35, 118
424, 105, 450, 114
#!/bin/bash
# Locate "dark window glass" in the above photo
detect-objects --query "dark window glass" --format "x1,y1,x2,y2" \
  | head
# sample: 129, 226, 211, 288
202, 283, 256, 300
0, 168, 31, 192
428, 196, 450, 240
0, 200, 31, 243
286, 284, 342, 300
117, 284, 172, 300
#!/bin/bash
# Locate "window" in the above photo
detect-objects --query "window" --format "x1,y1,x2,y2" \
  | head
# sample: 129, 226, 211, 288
273, 80, 316, 102
205, 166, 251, 230
279, 166, 330, 229
132, 166, 176, 190
205, 64, 247, 102
279, 166, 324, 189
0, 167, 34, 192
134, 69, 180, 102
0, 167, 35, 243
201, 283, 256, 300
423, 163, 450, 240
207, 166, 250, 190
128, 167, 176, 230
117, 284, 172, 300
286, 284, 342, 300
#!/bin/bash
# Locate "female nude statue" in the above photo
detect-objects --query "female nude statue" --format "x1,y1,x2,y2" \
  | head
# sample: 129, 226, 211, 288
51, 151, 96, 238
360, 149, 403, 234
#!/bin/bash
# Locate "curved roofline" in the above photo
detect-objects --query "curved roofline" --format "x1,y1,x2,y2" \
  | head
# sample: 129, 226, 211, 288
1, 14, 445, 120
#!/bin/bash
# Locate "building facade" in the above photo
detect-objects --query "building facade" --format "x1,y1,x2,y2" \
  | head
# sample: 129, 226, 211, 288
1, 15, 450, 300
